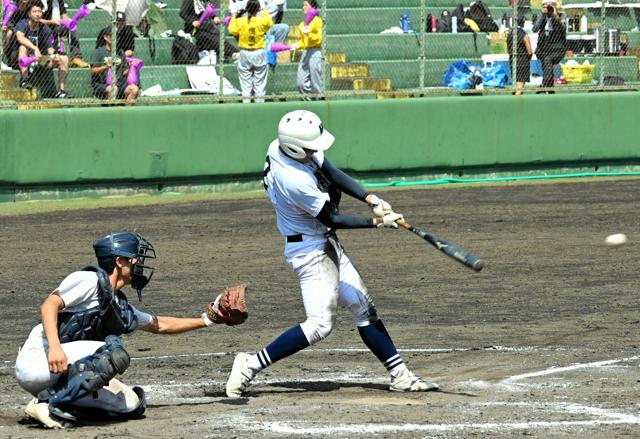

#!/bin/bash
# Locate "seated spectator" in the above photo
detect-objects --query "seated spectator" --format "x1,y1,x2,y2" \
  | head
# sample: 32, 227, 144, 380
90, 26, 139, 104
228, 0, 272, 102
12, 0, 71, 98
39, 0, 89, 67
180, 0, 238, 62
3, 0, 30, 63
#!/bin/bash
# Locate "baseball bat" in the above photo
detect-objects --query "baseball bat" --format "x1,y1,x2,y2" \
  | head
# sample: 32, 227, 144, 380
397, 220, 484, 272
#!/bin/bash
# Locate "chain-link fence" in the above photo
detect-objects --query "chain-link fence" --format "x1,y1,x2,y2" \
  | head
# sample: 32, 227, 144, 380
1, 0, 639, 107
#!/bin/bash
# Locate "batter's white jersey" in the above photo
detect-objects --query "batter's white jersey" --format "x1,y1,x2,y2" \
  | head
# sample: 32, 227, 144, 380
263, 139, 330, 238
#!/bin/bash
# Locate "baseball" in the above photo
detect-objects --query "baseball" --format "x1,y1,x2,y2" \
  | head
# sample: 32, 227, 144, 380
604, 233, 628, 247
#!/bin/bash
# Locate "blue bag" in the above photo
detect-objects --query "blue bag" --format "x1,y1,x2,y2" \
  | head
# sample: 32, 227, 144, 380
481, 63, 507, 88
443, 60, 478, 90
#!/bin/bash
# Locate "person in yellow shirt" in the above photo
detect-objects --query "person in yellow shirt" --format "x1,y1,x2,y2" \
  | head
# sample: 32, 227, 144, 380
293, 0, 322, 100
228, 0, 273, 102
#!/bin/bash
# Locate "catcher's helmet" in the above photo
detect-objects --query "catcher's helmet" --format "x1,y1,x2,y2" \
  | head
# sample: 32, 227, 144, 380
93, 232, 156, 300
277, 110, 335, 160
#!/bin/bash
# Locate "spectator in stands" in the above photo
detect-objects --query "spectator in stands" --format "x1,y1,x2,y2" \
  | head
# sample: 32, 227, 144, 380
265, 0, 288, 43
228, 0, 272, 102
90, 26, 139, 104
180, 0, 239, 62
13, 0, 71, 98
40, 0, 88, 67
3, 0, 30, 63
292, 0, 322, 100
533, 1, 566, 91
506, 15, 532, 95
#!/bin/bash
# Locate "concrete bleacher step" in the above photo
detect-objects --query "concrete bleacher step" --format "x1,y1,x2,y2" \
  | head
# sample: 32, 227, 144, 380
67, 6, 519, 38
326, 32, 492, 62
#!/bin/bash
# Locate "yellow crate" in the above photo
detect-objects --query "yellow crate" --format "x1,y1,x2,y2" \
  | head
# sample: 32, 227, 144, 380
331, 64, 369, 79
353, 78, 392, 92
561, 64, 595, 83
0, 73, 17, 89
326, 52, 347, 64
531, 0, 562, 10
0, 88, 38, 101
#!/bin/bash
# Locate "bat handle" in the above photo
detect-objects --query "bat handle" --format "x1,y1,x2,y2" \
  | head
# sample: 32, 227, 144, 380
396, 219, 412, 230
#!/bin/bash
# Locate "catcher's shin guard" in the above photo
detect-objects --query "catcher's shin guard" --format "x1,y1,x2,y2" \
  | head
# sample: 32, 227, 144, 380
48, 335, 130, 406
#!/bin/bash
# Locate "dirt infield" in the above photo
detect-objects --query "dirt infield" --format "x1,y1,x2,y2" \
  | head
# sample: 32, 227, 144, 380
1, 179, 639, 438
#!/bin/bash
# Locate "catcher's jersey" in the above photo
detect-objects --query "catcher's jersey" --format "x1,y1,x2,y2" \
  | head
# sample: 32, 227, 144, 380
54, 271, 153, 327
263, 139, 330, 237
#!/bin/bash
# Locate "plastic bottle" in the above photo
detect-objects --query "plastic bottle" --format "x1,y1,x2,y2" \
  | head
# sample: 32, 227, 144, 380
452, 15, 458, 33
400, 12, 412, 33
580, 14, 588, 33
431, 14, 437, 32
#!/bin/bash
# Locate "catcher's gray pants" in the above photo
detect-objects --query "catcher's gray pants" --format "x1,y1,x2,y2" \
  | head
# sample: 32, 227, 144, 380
237, 48, 268, 103
15, 324, 142, 414
297, 47, 322, 101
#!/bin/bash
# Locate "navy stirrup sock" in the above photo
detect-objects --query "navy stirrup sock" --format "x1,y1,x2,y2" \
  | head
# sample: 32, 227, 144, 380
358, 319, 405, 373
254, 324, 310, 370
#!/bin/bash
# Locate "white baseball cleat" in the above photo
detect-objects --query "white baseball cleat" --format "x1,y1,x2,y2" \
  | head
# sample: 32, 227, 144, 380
389, 369, 439, 392
226, 353, 256, 398
24, 398, 64, 429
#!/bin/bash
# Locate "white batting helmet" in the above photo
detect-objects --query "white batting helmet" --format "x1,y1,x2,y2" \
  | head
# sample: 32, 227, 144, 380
277, 110, 335, 160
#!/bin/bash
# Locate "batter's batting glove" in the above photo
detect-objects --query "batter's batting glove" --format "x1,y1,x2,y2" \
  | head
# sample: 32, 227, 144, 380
368, 194, 392, 218
378, 212, 404, 228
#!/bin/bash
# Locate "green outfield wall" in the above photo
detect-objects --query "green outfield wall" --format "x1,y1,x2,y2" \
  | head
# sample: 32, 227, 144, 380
1, 92, 639, 198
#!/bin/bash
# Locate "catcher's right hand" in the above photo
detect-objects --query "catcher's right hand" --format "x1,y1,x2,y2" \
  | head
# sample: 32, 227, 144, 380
204, 283, 248, 326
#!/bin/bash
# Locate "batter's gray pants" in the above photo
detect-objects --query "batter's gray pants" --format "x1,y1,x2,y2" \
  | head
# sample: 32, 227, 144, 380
237, 49, 269, 103
297, 48, 322, 100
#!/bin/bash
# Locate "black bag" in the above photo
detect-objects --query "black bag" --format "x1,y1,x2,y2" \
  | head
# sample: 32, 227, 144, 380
468, 0, 498, 32
451, 4, 471, 32
171, 36, 199, 64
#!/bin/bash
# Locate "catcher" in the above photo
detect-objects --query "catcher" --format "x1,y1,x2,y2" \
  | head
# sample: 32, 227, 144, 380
14, 231, 247, 429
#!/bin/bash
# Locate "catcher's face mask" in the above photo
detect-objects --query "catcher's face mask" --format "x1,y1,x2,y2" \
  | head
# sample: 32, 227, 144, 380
129, 236, 156, 301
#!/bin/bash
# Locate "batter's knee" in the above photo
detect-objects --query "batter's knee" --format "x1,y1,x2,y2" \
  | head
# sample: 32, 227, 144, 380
300, 316, 336, 345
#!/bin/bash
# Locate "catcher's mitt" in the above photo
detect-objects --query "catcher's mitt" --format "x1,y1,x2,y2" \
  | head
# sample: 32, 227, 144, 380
206, 283, 248, 326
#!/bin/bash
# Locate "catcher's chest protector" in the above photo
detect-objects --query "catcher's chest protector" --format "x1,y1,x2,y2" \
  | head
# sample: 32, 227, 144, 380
57, 265, 138, 343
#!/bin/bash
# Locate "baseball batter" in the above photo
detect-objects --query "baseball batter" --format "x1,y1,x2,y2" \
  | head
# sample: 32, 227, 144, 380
15, 232, 245, 429
226, 110, 439, 397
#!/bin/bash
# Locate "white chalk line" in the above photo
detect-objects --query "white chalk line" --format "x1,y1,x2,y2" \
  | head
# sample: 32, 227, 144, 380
504, 355, 640, 383
0, 345, 556, 370
224, 402, 640, 435
137, 354, 640, 436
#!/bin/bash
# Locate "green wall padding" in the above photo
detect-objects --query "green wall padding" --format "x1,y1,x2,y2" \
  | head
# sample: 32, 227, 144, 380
1, 92, 639, 186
